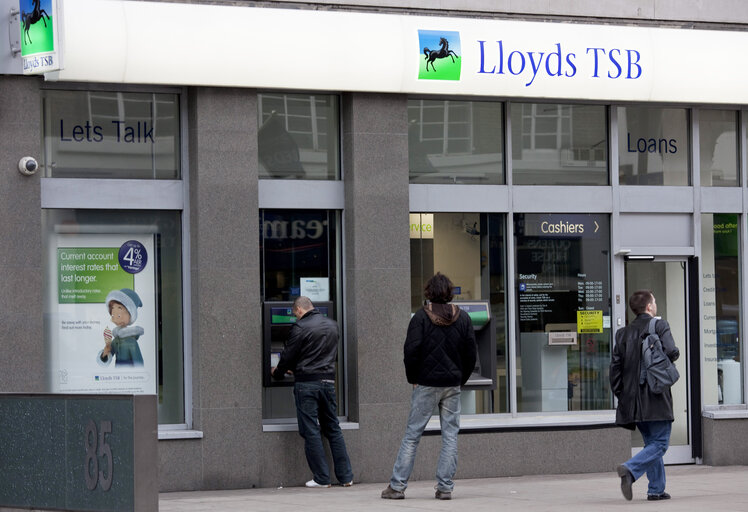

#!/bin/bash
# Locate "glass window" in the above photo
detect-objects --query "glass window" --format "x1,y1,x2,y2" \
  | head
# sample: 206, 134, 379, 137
260, 210, 343, 420
511, 103, 608, 185
700, 110, 739, 187
701, 214, 743, 405
408, 99, 504, 184
410, 212, 508, 413
514, 214, 611, 412
258, 94, 340, 180
41, 90, 180, 179
618, 106, 689, 185
42, 209, 184, 425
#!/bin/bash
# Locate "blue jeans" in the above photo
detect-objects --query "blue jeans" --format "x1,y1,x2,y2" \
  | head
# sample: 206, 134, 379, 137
294, 381, 353, 485
390, 385, 461, 493
622, 420, 672, 495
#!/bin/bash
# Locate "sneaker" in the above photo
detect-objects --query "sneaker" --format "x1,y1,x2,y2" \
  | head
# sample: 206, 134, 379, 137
381, 485, 405, 499
435, 489, 452, 500
305, 479, 331, 488
342, 481, 353, 487
647, 492, 671, 501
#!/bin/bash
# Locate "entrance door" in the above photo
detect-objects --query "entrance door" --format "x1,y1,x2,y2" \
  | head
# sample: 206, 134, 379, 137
624, 258, 694, 464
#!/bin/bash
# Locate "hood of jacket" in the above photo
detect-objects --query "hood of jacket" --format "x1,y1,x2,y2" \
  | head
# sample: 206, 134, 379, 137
423, 303, 460, 326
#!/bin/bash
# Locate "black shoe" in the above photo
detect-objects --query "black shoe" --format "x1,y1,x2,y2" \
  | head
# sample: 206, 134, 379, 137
616, 464, 634, 501
381, 485, 405, 499
647, 492, 671, 501
435, 489, 452, 500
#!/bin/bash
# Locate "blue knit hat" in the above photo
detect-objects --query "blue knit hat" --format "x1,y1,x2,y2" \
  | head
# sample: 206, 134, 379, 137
105, 288, 142, 325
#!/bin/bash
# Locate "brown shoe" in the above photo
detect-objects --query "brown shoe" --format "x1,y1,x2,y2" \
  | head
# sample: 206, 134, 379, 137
381, 485, 405, 499
435, 489, 452, 500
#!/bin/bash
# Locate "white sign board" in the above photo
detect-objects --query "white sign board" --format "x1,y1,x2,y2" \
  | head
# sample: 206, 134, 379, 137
300, 277, 330, 302
48, 1, 748, 104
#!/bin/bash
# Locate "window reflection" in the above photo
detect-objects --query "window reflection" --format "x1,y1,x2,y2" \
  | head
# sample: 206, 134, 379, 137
408, 100, 504, 184
618, 106, 689, 185
258, 94, 339, 180
700, 110, 739, 187
511, 103, 608, 185
42, 91, 180, 179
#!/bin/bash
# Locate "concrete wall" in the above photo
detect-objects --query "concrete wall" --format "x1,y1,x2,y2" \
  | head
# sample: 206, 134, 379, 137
703, 417, 748, 466
0, 75, 44, 393
342, 92, 412, 483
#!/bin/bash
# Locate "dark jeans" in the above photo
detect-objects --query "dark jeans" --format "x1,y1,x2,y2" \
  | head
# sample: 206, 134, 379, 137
294, 380, 353, 485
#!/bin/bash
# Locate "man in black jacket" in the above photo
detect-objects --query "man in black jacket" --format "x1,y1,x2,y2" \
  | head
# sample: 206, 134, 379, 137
382, 272, 477, 501
271, 296, 353, 488
610, 290, 680, 502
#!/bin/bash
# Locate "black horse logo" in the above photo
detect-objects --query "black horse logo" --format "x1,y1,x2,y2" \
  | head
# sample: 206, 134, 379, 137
22, 0, 50, 45
423, 37, 459, 72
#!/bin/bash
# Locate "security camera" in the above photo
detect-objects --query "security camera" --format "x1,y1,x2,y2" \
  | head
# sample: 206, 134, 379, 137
18, 156, 39, 176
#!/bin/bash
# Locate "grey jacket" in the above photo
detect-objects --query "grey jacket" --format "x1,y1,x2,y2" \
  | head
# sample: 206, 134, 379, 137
609, 313, 680, 429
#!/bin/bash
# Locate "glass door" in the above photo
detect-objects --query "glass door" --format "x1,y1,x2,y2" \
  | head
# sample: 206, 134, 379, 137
624, 258, 694, 464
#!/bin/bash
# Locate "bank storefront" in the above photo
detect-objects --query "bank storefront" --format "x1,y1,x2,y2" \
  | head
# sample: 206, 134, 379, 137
3, 0, 748, 492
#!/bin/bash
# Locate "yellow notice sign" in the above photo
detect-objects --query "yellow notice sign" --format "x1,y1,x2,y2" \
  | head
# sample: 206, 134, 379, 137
577, 310, 603, 333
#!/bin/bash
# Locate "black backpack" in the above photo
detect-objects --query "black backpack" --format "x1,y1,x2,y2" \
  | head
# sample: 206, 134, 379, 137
639, 318, 680, 394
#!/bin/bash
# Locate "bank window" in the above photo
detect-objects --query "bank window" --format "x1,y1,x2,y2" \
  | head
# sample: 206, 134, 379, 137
514, 214, 612, 412
701, 214, 743, 405
410, 212, 508, 413
42, 209, 185, 425
260, 210, 343, 420
700, 110, 739, 187
258, 93, 340, 180
617, 106, 689, 186
41, 90, 180, 179
511, 103, 608, 185
408, 99, 504, 184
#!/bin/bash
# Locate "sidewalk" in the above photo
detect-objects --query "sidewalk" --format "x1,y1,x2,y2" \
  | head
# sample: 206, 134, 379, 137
160, 464, 748, 511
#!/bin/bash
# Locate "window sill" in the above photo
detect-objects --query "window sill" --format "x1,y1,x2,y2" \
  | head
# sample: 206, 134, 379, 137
158, 429, 204, 440
703, 405, 748, 420
262, 421, 359, 433
426, 411, 616, 432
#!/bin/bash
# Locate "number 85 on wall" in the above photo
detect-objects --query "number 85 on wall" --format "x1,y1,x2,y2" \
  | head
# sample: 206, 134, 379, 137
84, 419, 113, 492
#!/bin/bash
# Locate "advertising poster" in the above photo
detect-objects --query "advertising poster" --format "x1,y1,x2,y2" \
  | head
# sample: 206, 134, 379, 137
49, 233, 157, 395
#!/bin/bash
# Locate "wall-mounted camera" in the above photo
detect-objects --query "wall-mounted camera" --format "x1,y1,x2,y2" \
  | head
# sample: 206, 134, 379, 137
18, 156, 39, 176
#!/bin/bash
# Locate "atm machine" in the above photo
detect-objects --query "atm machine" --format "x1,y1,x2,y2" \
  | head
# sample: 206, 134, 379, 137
451, 300, 496, 390
262, 301, 333, 387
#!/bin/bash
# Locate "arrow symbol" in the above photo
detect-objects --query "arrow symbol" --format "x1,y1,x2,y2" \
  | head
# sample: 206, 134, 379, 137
594, 221, 599, 233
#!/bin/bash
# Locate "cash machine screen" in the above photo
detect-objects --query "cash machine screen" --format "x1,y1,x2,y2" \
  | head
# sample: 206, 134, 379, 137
269, 306, 330, 325
453, 302, 490, 329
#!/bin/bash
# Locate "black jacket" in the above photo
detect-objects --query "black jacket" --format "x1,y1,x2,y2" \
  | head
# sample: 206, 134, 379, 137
272, 309, 338, 382
609, 313, 680, 429
404, 304, 477, 387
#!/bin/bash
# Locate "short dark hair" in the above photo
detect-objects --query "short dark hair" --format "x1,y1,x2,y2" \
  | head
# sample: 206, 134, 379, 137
293, 296, 314, 312
629, 290, 654, 315
424, 272, 454, 304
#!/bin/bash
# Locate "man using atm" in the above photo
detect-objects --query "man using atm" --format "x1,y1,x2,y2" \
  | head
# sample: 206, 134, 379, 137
271, 296, 354, 488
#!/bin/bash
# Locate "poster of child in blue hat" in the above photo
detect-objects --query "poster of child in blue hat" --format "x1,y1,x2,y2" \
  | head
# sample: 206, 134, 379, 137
98, 288, 145, 367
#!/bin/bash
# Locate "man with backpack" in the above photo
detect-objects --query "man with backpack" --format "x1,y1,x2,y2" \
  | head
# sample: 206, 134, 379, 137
610, 290, 680, 502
